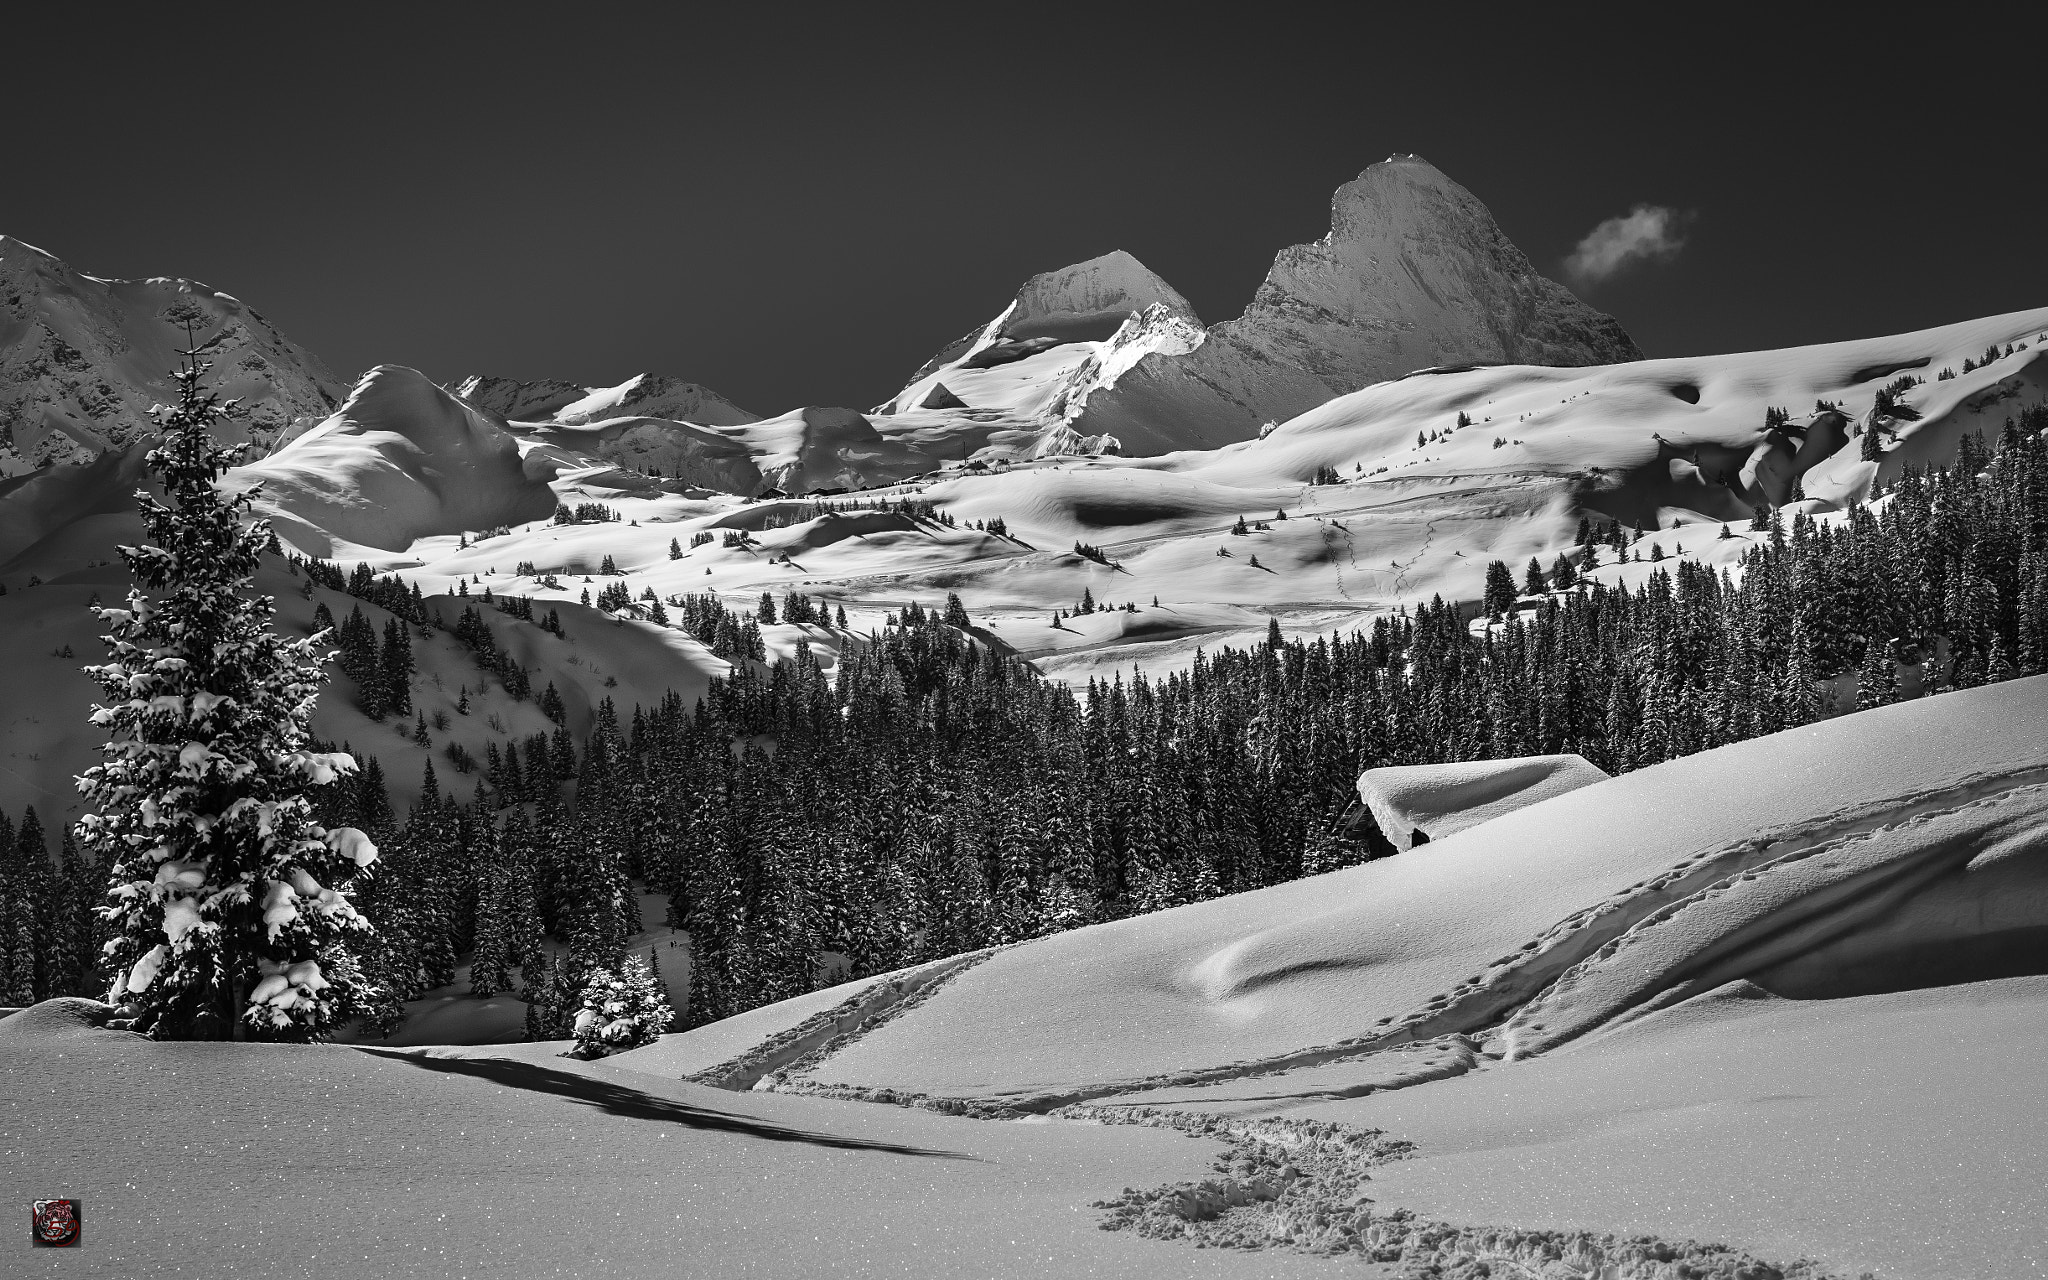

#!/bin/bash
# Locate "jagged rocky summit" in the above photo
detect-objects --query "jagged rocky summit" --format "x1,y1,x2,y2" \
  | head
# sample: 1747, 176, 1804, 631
1065, 155, 1642, 453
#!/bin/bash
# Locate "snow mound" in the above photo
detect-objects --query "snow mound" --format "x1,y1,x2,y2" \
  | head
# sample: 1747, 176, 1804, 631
0, 997, 122, 1043
1357, 754, 1610, 848
235, 366, 560, 553
661, 678, 2048, 1112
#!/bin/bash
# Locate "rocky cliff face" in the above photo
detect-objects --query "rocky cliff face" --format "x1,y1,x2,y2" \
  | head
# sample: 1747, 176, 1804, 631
1066, 156, 1643, 453
0, 236, 344, 471
452, 371, 759, 428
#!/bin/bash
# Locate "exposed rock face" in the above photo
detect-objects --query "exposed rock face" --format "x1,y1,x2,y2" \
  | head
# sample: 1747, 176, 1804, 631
0, 235, 345, 471
1067, 156, 1643, 454
451, 371, 759, 427
550, 374, 758, 427
449, 374, 589, 423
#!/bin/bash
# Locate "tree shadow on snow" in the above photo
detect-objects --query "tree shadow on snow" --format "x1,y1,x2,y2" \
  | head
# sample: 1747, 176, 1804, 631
355, 1047, 975, 1159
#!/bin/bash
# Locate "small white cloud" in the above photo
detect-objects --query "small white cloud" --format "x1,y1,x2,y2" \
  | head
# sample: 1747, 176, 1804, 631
1564, 204, 1689, 289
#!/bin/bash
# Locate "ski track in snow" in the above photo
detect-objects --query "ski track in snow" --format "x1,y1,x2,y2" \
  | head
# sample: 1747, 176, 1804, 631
684, 947, 1004, 1091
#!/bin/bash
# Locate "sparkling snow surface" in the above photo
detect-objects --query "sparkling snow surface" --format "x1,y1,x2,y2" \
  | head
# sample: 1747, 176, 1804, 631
0, 1001, 1338, 1280
1302, 977, 2048, 1280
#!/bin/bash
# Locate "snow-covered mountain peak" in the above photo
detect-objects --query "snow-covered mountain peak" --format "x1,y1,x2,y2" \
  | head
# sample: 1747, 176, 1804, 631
0, 235, 343, 471
1001, 249, 1201, 342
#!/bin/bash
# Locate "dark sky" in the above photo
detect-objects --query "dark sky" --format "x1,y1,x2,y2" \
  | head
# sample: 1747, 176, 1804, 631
6, 10, 2039, 415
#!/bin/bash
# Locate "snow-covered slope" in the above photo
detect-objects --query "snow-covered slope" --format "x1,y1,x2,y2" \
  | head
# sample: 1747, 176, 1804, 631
646, 677, 2048, 1111
0, 997, 1362, 1280
0, 532, 729, 825
1300, 976, 2048, 1280
879, 250, 1206, 441
206, 302, 2039, 691
0, 235, 344, 471
235, 366, 561, 555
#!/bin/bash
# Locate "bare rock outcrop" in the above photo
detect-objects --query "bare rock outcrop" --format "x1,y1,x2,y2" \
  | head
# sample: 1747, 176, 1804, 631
0, 235, 344, 470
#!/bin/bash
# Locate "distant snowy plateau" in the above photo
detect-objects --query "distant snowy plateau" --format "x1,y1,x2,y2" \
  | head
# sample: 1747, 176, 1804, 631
2, 157, 2046, 1278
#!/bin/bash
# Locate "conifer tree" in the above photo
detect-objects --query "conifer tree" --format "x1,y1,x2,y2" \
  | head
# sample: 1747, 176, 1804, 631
3, 809, 39, 1005
380, 618, 413, 715
77, 339, 379, 1040
1856, 636, 1899, 709
1483, 560, 1517, 616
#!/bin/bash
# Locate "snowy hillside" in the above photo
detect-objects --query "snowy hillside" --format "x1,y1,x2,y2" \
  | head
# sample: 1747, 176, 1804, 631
0, 301, 2035, 830
595, 678, 2048, 1278
273, 304, 2044, 686
653, 677, 2048, 1108
0, 235, 343, 471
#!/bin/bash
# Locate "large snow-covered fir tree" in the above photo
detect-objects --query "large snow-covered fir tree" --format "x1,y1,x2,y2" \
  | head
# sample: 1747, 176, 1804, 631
77, 339, 380, 1041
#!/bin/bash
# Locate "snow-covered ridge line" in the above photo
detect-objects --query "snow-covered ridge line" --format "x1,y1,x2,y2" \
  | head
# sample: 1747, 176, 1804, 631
684, 947, 1002, 1091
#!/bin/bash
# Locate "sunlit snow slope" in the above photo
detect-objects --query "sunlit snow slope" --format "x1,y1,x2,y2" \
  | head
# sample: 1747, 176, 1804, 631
646, 677, 2048, 1112
304, 305, 2048, 686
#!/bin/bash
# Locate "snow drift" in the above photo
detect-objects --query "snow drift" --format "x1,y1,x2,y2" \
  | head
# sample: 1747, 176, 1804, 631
1357, 754, 1610, 848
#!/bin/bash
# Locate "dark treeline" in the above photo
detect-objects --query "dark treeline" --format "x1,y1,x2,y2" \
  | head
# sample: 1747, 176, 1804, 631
0, 809, 100, 1006
9, 417, 2043, 1034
